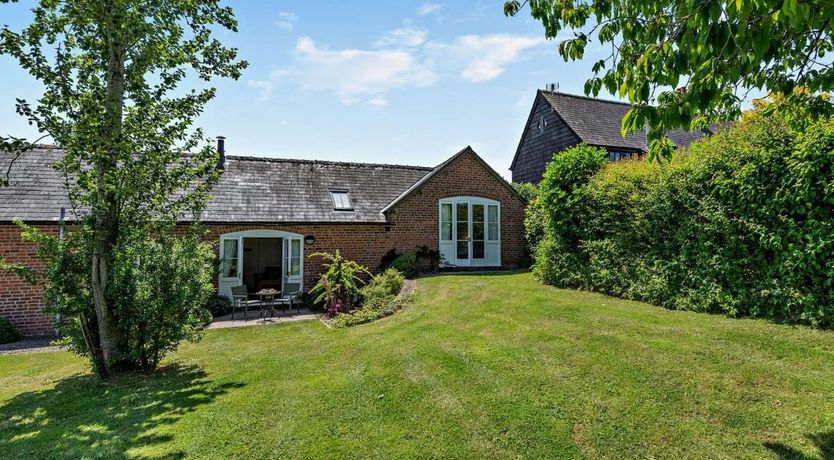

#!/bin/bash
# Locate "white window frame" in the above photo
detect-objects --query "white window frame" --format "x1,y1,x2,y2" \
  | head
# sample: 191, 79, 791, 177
217, 229, 304, 299
438, 197, 501, 267
330, 189, 353, 210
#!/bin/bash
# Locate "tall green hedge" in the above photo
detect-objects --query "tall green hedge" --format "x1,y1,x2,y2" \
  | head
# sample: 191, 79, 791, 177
532, 110, 834, 327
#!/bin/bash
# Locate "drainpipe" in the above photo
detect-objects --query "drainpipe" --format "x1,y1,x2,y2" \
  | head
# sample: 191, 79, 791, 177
55, 207, 66, 335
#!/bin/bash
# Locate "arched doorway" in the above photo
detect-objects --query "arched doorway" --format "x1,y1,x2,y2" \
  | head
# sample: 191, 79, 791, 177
218, 230, 304, 298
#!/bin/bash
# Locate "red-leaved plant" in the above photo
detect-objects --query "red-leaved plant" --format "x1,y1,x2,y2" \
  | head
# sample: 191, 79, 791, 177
309, 251, 370, 317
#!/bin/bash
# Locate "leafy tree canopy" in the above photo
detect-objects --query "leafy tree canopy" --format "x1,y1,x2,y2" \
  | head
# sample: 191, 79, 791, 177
505, 0, 834, 160
0, 0, 247, 376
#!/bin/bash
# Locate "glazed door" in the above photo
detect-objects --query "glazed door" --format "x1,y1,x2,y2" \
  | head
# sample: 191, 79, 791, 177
218, 236, 243, 298
282, 236, 304, 290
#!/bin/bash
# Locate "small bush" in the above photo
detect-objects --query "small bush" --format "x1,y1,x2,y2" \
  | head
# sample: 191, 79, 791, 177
361, 268, 405, 301
198, 308, 213, 327
389, 253, 417, 278
331, 305, 382, 328
378, 248, 402, 271
332, 293, 399, 328
0, 317, 22, 344
309, 250, 370, 316
204, 294, 232, 317
415, 246, 441, 272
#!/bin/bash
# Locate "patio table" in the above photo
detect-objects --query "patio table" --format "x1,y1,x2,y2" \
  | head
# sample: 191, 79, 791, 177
255, 288, 281, 319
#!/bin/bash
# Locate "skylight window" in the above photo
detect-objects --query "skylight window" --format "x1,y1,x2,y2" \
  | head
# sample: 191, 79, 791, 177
330, 190, 353, 210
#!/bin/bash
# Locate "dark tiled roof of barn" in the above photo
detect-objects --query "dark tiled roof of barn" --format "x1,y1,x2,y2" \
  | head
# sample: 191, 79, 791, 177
0, 147, 433, 223
539, 90, 712, 150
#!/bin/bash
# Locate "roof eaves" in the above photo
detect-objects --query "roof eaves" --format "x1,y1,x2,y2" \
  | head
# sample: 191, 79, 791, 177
381, 146, 525, 214
510, 90, 545, 171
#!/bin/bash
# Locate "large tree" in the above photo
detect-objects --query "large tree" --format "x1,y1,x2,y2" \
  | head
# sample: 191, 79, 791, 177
505, 0, 834, 160
0, 0, 246, 376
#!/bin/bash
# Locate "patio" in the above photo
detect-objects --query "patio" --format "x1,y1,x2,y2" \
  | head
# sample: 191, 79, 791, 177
208, 308, 317, 330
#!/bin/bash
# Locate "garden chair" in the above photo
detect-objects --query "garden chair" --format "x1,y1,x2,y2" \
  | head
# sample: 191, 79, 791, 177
230, 285, 261, 321
275, 282, 303, 314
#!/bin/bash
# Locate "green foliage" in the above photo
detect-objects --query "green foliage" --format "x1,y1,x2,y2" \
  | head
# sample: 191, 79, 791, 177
415, 245, 441, 272
527, 145, 608, 277
330, 304, 383, 328
0, 0, 247, 376
203, 294, 232, 317
389, 253, 417, 278
0, 317, 21, 344
531, 107, 834, 327
378, 248, 402, 271
24, 223, 216, 370
511, 181, 539, 202
108, 234, 216, 369
309, 250, 371, 316
334, 269, 404, 328
0, 255, 37, 285
538, 144, 608, 244
506, 0, 834, 161
360, 268, 405, 301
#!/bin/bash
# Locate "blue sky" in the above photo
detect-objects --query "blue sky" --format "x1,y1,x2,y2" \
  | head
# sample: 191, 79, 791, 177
0, 1, 613, 177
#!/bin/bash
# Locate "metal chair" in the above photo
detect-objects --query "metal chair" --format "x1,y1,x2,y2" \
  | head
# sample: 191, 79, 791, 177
275, 282, 303, 314
230, 285, 261, 320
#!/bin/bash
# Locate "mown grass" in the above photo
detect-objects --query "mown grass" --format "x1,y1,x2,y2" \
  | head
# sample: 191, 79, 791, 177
1, 272, 832, 459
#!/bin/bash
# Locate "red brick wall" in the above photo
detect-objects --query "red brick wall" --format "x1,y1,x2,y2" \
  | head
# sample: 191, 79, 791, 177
385, 150, 527, 266
198, 224, 391, 289
0, 150, 526, 336
0, 225, 56, 336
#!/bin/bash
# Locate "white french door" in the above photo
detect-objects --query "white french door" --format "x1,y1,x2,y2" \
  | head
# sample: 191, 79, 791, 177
439, 197, 500, 267
218, 236, 243, 298
282, 236, 303, 289
218, 230, 305, 299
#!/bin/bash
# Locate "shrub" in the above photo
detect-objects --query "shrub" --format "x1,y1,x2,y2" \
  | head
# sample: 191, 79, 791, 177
361, 268, 405, 301
108, 234, 217, 369
331, 305, 382, 328
309, 250, 370, 317
198, 308, 213, 327
378, 248, 402, 271
529, 107, 834, 327
415, 246, 441, 272
389, 253, 417, 278
204, 294, 232, 317
512, 181, 539, 202
0, 317, 22, 344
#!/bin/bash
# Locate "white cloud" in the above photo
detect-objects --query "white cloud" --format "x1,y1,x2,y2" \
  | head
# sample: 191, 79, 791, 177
292, 37, 438, 106
253, 27, 546, 108
248, 69, 289, 102
417, 3, 444, 16
373, 21, 427, 48
276, 11, 297, 32
428, 34, 545, 82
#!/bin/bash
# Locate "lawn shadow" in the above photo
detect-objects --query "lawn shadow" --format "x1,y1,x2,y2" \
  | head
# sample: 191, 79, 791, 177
0, 362, 244, 459
764, 431, 834, 460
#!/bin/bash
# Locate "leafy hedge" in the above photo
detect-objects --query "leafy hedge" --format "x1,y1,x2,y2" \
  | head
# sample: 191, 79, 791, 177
532, 109, 834, 327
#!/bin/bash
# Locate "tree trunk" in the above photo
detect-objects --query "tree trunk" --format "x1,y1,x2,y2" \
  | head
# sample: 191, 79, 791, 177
90, 1, 129, 377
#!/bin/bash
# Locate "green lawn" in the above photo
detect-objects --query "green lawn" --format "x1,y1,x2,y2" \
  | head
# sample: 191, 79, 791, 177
1, 272, 833, 459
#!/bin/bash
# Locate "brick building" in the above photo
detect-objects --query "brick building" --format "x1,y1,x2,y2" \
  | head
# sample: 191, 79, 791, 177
1, 145, 525, 336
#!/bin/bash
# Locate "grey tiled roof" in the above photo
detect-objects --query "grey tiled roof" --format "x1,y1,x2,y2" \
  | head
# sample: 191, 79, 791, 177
382, 146, 524, 213
540, 90, 712, 150
0, 147, 74, 222
0, 147, 433, 223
